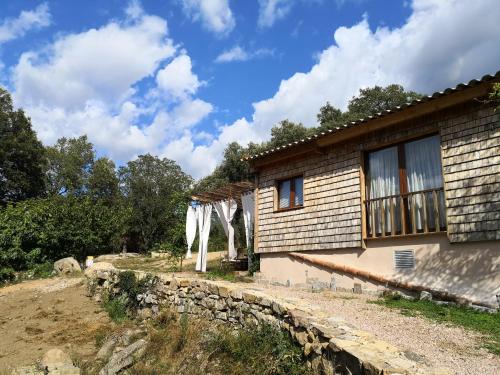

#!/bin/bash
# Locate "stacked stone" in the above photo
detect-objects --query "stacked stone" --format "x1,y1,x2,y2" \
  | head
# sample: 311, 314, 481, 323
87, 268, 450, 375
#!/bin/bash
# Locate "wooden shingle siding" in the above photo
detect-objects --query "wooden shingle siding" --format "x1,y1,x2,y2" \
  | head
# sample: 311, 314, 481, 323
255, 101, 499, 254
256, 146, 363, 253
440, 105, 500, 242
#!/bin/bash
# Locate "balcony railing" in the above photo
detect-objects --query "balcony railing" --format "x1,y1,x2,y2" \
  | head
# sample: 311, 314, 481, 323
364, 187, 446, 238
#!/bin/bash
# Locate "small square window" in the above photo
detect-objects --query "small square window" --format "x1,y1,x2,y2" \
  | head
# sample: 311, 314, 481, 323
278, 176, 304, 209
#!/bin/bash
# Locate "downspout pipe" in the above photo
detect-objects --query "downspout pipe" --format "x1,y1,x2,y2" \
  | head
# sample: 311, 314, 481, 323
288, 252, 497, 310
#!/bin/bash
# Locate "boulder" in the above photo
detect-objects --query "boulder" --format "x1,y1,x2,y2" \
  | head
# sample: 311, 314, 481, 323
99, 339, 147, 375
84, 262, 116, 279
41, 348, 80, 374
419, 291, 432, 301
53, 257, 81, 275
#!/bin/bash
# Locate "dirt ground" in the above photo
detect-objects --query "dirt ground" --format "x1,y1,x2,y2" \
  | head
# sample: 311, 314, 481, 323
0, 277, 110, 371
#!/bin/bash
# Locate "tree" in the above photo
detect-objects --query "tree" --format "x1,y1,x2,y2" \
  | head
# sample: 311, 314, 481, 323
119, 154, 193, 251
88, 157, 120, 202
0, 87, 46, 204
490, 83, 500, 111
269, 120, 311, 149
317, 102, 343, 131
46, 136, 95, 196
346, 84, 422, 121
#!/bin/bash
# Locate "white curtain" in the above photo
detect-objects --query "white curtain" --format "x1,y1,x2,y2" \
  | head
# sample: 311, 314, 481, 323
214, 199, 238, 260
241, 192, 255, 249
195, 204, 212, 272
405, 135, 445, 230
368, 146, 400, 234
185, 205, 197, 259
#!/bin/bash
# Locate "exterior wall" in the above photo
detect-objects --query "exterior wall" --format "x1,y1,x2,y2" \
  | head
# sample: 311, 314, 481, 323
255, 102, 500, 255
259, 234, 500, 307
440, 106, 500, 242
254, 101, 499, 306
257, 147, 363, 253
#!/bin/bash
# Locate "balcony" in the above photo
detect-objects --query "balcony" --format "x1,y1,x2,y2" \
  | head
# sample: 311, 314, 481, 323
364, 187, 447, 238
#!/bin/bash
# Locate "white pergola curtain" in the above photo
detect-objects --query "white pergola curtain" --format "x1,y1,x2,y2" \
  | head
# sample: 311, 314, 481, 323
195, 204, 212, 272
214, 199, 238, 260
185, 205, 197, 259
241, 192, 255, 249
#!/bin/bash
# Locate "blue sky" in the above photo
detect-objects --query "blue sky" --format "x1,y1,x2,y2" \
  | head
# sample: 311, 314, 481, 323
0, 0, 499, 178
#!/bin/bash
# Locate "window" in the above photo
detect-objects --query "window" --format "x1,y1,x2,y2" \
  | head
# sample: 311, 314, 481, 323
278, 176, 303, 209
365, 134, 446, 237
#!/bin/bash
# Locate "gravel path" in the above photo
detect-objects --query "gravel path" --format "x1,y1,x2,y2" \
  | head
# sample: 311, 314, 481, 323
251, 284, 499, 375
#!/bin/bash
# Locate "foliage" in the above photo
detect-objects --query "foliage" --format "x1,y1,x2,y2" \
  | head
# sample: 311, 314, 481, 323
119, 154, 193, 252
207, 323, 310, 375
0, 87, 47, 204
345, 84, 422, 120
115, 271, 156, 311
0, 267, 15, 283
317, 101, 343, 130
46, 135, 95, 196
268, 120, 312, 149
490, 83, 500, 111
203, 261, 236, 282
0, 196, 129, 271
103, 294, 129, 323
247, 241, 260, 275
88, 157, 120, 202
373, 293, 500, 355
175, 306, 189, 352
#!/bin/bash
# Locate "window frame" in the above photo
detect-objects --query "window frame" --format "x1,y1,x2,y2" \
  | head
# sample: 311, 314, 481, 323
275, 174, 304, 212
363, 132, 445, 237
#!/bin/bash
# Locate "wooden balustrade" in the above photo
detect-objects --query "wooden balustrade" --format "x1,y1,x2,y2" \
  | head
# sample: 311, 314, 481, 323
364, 187, 446, 238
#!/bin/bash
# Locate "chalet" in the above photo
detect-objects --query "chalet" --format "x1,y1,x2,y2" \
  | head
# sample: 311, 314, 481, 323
246, 72, 500, 308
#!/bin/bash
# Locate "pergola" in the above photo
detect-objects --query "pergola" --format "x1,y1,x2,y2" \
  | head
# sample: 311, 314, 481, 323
191, 181, 255, 205
188, 181, 256, 272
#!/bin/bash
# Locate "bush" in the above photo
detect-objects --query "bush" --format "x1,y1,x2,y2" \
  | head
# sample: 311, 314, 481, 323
0, 196, 129, 272
103, 295, 129, 323
0, 267, 15, 283
207, 323, 310, 375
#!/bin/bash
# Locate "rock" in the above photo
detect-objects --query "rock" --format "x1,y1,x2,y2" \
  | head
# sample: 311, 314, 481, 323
53, 257, 81, 275
99, 339, 147, 375
419, 291, 432, 301
12, 366, 44, 375
84, 262, 116, 279
41, 348, 80, 374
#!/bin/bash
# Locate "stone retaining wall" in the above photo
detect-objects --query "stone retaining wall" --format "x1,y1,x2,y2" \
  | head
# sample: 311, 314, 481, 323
87, 267, 449, 375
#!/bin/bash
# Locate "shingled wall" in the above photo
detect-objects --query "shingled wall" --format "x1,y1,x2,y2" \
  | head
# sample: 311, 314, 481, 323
255, 101, 499, 253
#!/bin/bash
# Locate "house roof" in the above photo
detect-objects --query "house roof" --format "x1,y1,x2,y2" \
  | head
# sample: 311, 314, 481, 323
245, 71, 500, 164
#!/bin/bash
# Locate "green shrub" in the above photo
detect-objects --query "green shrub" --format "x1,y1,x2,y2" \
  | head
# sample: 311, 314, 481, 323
103, 295, 129, 323
0, 267, 15, 283
207, 323, 310, 375
0, 196, 129, 272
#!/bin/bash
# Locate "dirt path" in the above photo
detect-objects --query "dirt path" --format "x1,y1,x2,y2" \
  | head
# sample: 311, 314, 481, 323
244, 284, 500, 375
0, 277, 110, 371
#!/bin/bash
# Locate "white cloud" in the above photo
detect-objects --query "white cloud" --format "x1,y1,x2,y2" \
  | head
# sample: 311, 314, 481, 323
0, 3, 51, 44
251, 0, 500, 131
257, 0, 293, 29
175, 0, 500, 178
180, 0, 235, 36
11, 2, 213, 171
215, 45, 274, 63
9, 0, 500, 181
14, 12, 174, 110
156, 54, 202, 99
